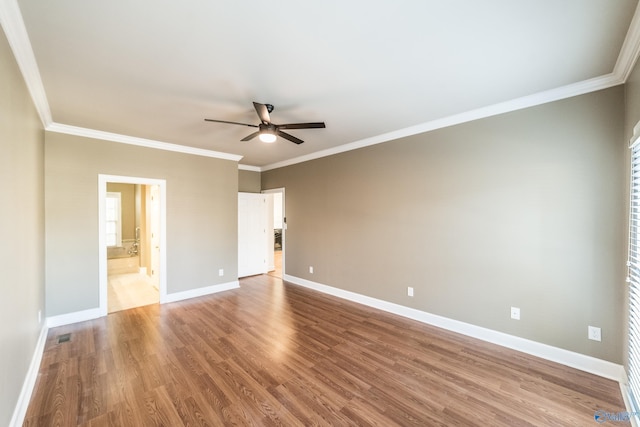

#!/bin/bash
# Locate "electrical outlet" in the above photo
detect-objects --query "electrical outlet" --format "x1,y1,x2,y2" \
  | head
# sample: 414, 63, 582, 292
218, 269, 224, 277
407, 287, 414, 297
309, 266, 314, 274
510, 307, 520, 320
38, 310, 41, 324
588, 326, 602, 342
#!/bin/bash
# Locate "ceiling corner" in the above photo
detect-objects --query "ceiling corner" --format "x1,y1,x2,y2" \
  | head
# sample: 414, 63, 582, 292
238, 164, 262, 172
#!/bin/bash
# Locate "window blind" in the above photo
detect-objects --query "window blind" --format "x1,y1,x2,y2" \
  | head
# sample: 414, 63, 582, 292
628, 137, 640, 411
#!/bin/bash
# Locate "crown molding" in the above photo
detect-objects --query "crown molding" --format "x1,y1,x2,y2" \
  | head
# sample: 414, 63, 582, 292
47, 123, 243, 162
258, 5, 640, 172
0, 0, 52, 127
238, 164, 261, 172
614, 1, 640, 82
4, 0, 640, 171
260, 73, 621, 172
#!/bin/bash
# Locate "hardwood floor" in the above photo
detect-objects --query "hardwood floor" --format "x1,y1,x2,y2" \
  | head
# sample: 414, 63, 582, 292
24, 274, 628, 426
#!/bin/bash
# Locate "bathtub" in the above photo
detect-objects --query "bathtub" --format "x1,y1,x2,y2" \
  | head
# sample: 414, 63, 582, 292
107, 240, 139, 275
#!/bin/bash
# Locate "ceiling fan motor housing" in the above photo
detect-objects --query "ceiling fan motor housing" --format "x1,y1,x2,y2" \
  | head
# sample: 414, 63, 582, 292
259, 123, 276, 133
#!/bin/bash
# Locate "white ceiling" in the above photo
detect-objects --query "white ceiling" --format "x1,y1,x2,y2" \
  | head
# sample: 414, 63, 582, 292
4, 0, 640, 169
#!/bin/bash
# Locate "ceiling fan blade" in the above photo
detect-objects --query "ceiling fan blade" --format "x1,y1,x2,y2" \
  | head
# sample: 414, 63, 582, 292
253, 102, 271, 124
204, 118, 258, 128
241, 131, 260, 141
277, 130, 304, 145
277, 122, 326, 130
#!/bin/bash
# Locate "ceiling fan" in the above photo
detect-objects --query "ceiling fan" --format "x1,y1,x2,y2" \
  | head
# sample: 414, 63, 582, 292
205, 102, 325, 144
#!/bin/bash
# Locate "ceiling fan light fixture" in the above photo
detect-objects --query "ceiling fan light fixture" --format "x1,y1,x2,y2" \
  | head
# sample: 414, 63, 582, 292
259, 131, 277, 143
205, 101, 325, 145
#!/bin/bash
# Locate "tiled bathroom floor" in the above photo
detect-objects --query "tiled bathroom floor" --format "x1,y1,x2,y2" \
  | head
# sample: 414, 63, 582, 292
107, 272, 159, 313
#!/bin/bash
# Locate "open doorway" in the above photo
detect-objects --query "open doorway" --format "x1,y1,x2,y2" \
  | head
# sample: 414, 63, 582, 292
263, 188, 285, 278
98, 175, 167, 315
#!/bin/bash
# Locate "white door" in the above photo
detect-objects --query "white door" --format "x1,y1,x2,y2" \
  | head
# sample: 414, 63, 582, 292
238, 192, 271, 277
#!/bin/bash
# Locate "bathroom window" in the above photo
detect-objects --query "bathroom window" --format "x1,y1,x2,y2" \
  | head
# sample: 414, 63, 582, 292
105, 192, 122, 247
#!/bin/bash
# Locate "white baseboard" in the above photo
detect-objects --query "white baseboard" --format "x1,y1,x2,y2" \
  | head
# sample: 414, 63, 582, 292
284, 274, 625, 382
162, 280, 240, 304
46, 307, 103, 328
45, 281, 240, 326
9, 324, 48, 427
620, 376, 640, 427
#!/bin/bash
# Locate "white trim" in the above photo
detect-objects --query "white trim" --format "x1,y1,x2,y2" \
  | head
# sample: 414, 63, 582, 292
238, 164, 261, 172
615, 2, 640, 83
631, 121, 640, 149
47, 123, 243, 162
9, 325, 48, 427
261, 74, 621, 171
284, 274, 626, 382
0, 0, 52, 127
163, 280, 240, 304
99, 175, 167, 315
620, 374, 640, 427
46, 307, 102, 328
45, 281, 240, 322
3, 0, 640, 172
105, 191, 122, 247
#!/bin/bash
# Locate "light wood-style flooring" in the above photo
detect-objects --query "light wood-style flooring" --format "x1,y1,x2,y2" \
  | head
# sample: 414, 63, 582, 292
24, 274, 628, 426
267, 249, 282, 279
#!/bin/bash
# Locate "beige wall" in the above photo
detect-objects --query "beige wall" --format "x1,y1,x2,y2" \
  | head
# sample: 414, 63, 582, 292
0, 27, 45, 425
239, 169, 261, 193
263, 87, 626, 363
45, 133, 238, 316
106, 182, 136, 240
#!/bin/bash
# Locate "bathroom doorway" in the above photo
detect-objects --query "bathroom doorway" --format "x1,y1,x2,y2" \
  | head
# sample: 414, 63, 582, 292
98, 175, 167, 315
263, 188, 285, 278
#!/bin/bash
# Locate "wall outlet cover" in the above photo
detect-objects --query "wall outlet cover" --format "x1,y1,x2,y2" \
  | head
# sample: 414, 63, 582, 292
408, 287, 414, 297
588, 326, 602, 342
511, 307, 520, 320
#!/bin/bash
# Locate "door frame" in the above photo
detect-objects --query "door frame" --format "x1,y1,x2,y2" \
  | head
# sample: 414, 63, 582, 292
98, 174, 167, 316
262, 187, 285, 277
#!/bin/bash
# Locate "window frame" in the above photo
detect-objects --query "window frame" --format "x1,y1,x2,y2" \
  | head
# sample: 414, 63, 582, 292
105, 191, 122, 247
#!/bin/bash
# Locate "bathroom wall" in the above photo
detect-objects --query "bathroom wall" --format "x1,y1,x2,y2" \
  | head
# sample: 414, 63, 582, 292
106, 182, 136, 240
